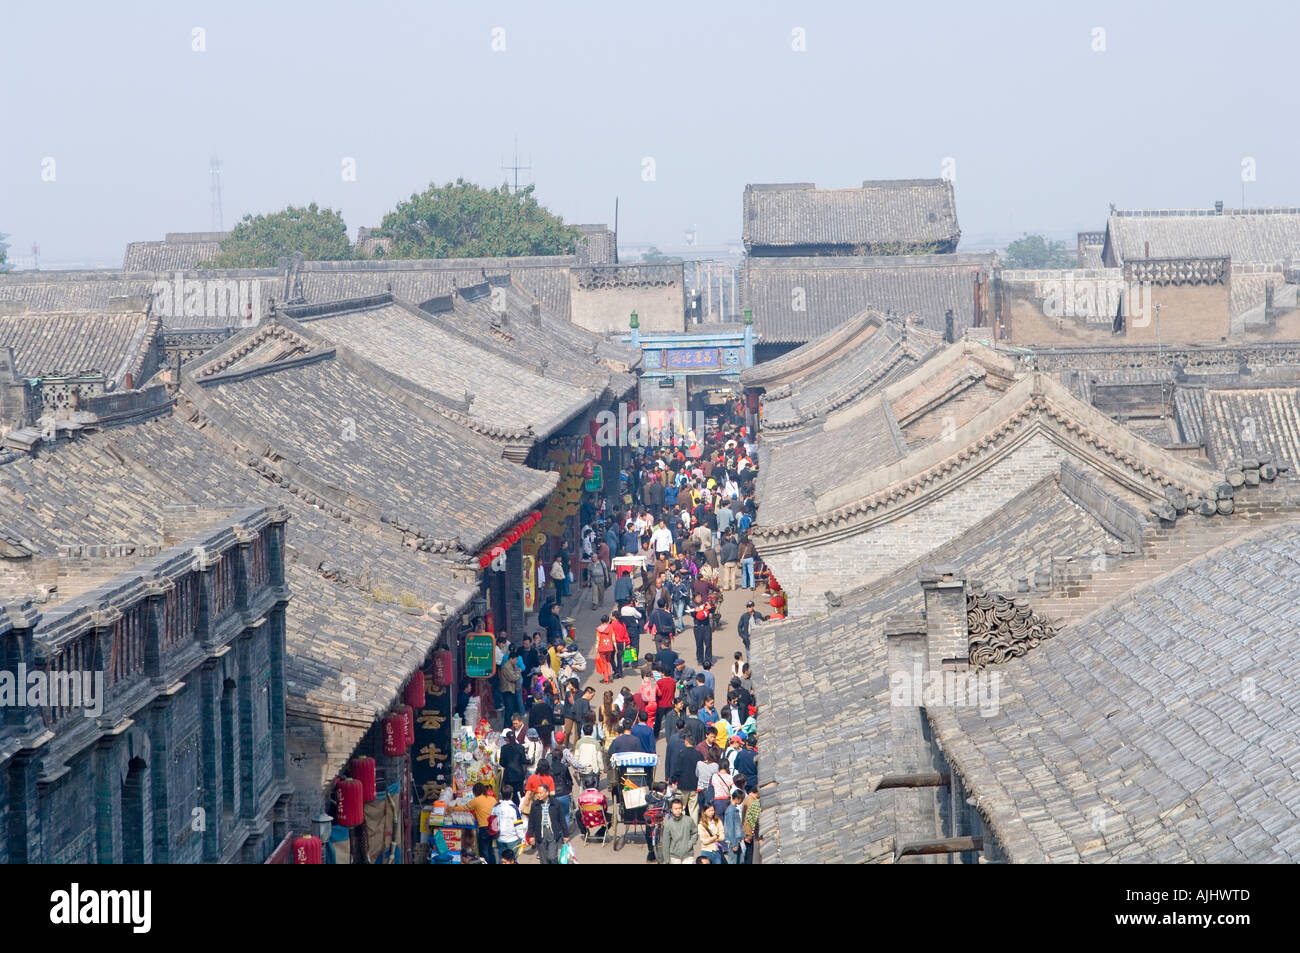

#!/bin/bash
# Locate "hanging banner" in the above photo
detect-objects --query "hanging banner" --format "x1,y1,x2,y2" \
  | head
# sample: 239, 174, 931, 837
412, 674, 452, 803
523, 555, 536, 612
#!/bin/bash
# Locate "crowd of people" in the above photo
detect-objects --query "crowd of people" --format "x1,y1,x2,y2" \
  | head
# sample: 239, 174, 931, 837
456, 400, 772, 864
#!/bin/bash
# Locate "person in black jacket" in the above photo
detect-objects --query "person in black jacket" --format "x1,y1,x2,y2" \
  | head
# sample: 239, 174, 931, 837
499, 730, 530, 798
525, 785, 570, 864
529, 696, 556, 749
736, 602, 766, 653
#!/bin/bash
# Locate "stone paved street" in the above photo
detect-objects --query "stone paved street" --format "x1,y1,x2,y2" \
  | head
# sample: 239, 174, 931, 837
519, 579, 753, 865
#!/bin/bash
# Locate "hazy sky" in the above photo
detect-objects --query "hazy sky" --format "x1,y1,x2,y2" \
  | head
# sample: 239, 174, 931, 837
3, 0, 1298, 266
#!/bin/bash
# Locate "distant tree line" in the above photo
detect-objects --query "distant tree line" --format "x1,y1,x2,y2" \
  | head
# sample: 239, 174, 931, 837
199, 180, 580, 269
1003, 233, 1077, 269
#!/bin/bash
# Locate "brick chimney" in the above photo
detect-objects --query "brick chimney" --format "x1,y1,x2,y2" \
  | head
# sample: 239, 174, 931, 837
885, 614, 941, 863
919, 565, 969, 674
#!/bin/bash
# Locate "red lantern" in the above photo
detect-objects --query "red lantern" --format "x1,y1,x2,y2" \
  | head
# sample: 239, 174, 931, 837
582, 459, 594, 480
351, 756, 376, 802
432, 649, 453, 687
484, 611, 494, 633
589, 417, 601, 441
405, 671, 426, 709
383, 715, 407, 756
293, 835, 323, 864
397, 704, 415, 745
582, 434, 594, 457
336, 778, 364, 827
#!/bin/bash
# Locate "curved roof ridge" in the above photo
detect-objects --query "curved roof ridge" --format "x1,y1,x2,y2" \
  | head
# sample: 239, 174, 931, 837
755, 373, 1220, 543
740, 308, 887, 388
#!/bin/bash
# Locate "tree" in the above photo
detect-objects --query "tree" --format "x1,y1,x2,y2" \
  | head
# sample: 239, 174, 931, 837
1003, 233, 1076, 269
0, 232, 10, 272
376, 179, 578, 259
641, 246, 670, 263
200, 203, 352, 268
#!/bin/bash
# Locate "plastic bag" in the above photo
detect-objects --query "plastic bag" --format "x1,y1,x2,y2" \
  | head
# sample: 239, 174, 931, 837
559, 841, 579, 865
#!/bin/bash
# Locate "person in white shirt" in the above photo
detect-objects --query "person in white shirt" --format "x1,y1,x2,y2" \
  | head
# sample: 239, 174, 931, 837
651, 521, 674, 556
492, 789, 525, 857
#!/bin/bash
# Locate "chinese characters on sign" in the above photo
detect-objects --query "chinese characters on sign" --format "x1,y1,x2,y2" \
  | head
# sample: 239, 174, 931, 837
465, 633, 496, 678
411, 677, 452, 800
663, 347, 721, 371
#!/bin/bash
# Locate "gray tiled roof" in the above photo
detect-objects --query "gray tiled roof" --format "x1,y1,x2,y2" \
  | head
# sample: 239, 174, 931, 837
742, 253, 995, 344
574, 224, 617, 265
933, 520, 1300, 862
291, 257, 574, 318
755, 398, 905, 527
1078, 243, 1104, 269
288, 296, 597, 443
1198, 387, 1300, 469
0, 308, 159, 385
744, 180, 960, 252
122, 232, 230, 271
1105, 208, 1300, 265
753, 476, 1119, 863
759, 318, 943, 430
183, 319, 557, 554
0, 413, 472, 786
0, 269, 286, 330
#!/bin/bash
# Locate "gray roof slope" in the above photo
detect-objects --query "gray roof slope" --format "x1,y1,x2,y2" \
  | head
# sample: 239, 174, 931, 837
185, 326, 556, 554
753, 476, 1119, 863
742, 253, 994, 344
934, 520, 1300, 862
0, 268, 285, 329
292, 257, 574, 319
759, 319, 943, 430
0, 308, 159, 385
1200, 387, 1300, 469
289, 296, 597, 442
0, 414, 471, 784
744, 180, 960, 251
122, 232, 229, 271
93, 415, 472, 714
755, 398, 904, 526
1105, 208, 1300, 265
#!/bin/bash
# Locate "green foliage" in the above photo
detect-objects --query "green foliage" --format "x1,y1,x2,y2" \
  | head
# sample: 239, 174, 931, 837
0, 232, 10, 272
376, 179, 578, 259
200, 203, 352, 268
641, 246, 669, 263
1004, 233, 1076, 269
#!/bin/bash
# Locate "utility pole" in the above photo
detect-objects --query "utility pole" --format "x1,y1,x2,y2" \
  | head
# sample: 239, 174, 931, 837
210, 154, 224, 231
501, 136, 531, 194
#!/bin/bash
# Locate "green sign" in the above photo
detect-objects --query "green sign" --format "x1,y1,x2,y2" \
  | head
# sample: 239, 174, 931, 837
585, 464, 603, 492
465, 633, 496, 678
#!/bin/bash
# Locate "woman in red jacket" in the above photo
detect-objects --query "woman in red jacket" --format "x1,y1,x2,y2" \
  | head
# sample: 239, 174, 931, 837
595, 616, 616, 684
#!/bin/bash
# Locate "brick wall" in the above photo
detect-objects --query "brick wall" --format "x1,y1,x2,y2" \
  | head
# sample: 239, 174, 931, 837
569, 278, 685, 335
768, 432, 1086, 612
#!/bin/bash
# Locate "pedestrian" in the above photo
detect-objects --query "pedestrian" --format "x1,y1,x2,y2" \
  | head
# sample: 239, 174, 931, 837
719, 532, 739, 591
691, 595, 713, 666
673, 730, 703, 817
522, 728, 544, 770
695, 749, 720, 820
737, 601, 766, 653
631, 709, 656, 754
733, 735, 758, 790
738, 534, 757, 590
591, 550, 610, 608
609, 610, 630, 678
525, 784, 570, 864
724, 788, 746, 864
662, 798, 698, 864
493, 784, 525, 859
498, 648, 522, 722
499, 730, 530, 796
595, 615, 616, 684
697, 803, 727, 864
528, 693, 556, 749
710, 761, 734, 819
468, 782, 498, 864
741, 789, 761, 864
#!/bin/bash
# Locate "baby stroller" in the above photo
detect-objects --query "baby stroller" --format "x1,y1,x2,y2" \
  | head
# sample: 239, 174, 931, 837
577, 787, 609, 846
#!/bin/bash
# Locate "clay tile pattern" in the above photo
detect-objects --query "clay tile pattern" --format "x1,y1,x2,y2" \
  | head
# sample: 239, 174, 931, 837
932, 520, 1300, 863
